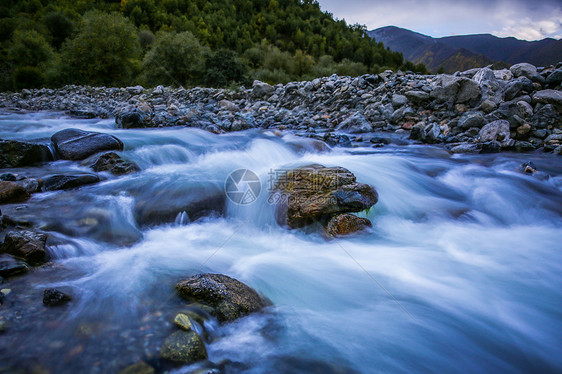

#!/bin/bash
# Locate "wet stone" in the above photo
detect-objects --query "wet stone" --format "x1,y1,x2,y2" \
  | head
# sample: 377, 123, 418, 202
43, 288, 71, 306
160, 330, 207, 364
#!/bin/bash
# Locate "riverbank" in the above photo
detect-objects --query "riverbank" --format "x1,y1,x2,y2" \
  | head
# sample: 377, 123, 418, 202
1, 62, 561, 155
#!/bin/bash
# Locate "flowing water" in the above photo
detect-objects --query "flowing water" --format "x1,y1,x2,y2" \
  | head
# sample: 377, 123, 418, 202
0, 112, 561, 373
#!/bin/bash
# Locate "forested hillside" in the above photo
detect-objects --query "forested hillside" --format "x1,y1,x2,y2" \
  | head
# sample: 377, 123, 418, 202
0, 0, 426, 91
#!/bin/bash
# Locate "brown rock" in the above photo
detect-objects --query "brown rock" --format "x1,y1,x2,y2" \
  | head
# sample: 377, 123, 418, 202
271, 164, 377, 228
0, 181, 30, 204
0, 230, 47, 265
326, 214, 372, 237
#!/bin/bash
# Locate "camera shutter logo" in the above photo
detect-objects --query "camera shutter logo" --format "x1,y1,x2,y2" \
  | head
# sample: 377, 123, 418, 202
225, 169, 261, 205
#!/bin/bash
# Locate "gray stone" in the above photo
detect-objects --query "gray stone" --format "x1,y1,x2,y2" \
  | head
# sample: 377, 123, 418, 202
126, 85, 144, 95
533, 90, 562, 111
479, 120, 511, 144
91, 152, 140, 176
391, 94, 408, 108
546, 69, 562, 86
336, 113, 372, 133
458, 112, 485, 130
405, 90, 430, 104
450, 143, 481, 154
510, 63, 537, 79
251, 80, 275, 98
51, 128, 123, 160
42, 174, 100, 191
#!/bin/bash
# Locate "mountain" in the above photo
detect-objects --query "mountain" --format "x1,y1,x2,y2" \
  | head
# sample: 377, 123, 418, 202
368, 26, 562, 73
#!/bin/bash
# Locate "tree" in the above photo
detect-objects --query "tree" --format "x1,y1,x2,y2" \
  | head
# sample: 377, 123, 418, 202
42, 11, 74, 49
141, 31, 207, 87
60, 11, 141, 86
205, 49, 248, 87
7, 29, 54, 68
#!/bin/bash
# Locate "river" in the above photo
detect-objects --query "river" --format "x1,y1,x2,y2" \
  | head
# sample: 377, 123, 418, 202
1, 111, 561, 373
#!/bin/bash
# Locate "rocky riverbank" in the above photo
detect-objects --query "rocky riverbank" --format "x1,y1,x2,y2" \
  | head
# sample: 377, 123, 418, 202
1, 62, 561, 154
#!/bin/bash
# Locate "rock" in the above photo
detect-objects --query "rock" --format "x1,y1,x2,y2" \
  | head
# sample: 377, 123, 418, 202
0, 181, 30, 204
473, 68, 496, 86
91, 152, 140, 175
480, 141, 502, 153
118, 362, 155, 374
176, 273, 269, 322
510, 63, 537, 79
478, 120, 511, 144
0, 173, 16, 181
456, 78, 481, 104
0, 254, 28, 278
336, 113, 372, 133
405, 90, 430, 105
42, 174, 100, 191
0, 140, 52, 168
116, 107, 152, 129
450, 143, 481, 154
516, 124, 532, 137
217, 100, 239, 112
546, 69, 562, 86
431, 76, 481, 104
533, 90, 562, 111
251, 80, 275, 98
20, 178, 41, 194
326, 214, 372, 236
173, 313, 194, 331
134, 183, 225, 227
514, 141, 535, 152
271, 165, 378, 228
160, 330, 207, 364
0, 230, 47, 265
479, 99, 497, 113
544, 133, 562, 148
391, 94, 408, 108
51, 128, 123, 160
43, 288, 71, 306
127, 85, 144, 95
458, 112, 485, 130
520, 161, 537, 174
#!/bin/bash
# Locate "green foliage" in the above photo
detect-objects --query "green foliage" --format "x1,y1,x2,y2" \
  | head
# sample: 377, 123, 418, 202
205, 49, 248, 87
60, 11, 141, 86
13, 66, 44, 89
141, 31, 207, 87
0, 0, 426, 90
7, 29, 54, 67
42, 11, 74, 49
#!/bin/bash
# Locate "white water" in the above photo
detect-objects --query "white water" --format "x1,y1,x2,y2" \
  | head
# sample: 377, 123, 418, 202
1, 112, 561, 373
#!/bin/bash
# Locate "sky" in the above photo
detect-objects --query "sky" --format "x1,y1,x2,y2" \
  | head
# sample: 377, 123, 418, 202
316, 0, 562, 41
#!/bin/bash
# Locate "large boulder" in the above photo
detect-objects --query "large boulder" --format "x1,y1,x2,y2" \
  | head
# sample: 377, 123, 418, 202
510, 63, 537, 79
176, 273, 270, 322
430, 76, 481, 105
51, 128, 123, 161
0, 230, 48, 265
42, 174, 100, 191
0, 181, 30, 204
134, 182, 225, 227
91, 152, 140, 176
160, 330, 207, 364
0, 140, 52, 168
271, 165, 378, 228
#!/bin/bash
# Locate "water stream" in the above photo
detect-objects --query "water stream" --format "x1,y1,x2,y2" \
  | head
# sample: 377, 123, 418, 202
1, 112, 561, 373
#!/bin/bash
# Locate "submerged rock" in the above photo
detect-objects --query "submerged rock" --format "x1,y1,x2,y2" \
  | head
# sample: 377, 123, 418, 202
51, 128, 124, 160
0, 181, 30, 204
0, 230, 48, 265
118, 361, 155, 374
271, 164, 378, 228
176, 273, 269, 322
160, 330, 207, 364
91, 152, 140, 175
0, 254, 28, 278
42, 174, 100, 191
326, 213, 372, 237
43, 288, 71, 306
0, 140, 52, 168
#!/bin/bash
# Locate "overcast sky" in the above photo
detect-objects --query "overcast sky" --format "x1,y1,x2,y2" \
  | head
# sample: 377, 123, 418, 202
316, 0, 562, 40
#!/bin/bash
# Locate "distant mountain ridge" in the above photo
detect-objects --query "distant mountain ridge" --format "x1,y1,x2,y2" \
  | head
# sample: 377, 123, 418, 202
368, 26, 562, 73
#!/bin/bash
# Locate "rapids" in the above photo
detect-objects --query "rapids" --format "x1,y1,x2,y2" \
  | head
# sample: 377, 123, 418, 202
0, 112, 561, 373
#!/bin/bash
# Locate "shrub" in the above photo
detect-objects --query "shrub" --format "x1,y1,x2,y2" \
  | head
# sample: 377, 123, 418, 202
141, 31, 207, 87
7, 29, 54, 67
60, 11, 141, 86
205, 49, 248, 87
42, 11, 74, 49
13, 66, 43, 89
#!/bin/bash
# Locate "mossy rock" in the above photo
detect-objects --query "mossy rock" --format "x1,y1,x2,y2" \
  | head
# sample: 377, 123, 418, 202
176, 273, 270, 323
326, 213, 372, 237
118, 361, 155, 374
160, 330, 207, 364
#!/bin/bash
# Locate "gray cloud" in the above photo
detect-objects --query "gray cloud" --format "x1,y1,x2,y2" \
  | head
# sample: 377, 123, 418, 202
316, 0, 562, 40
